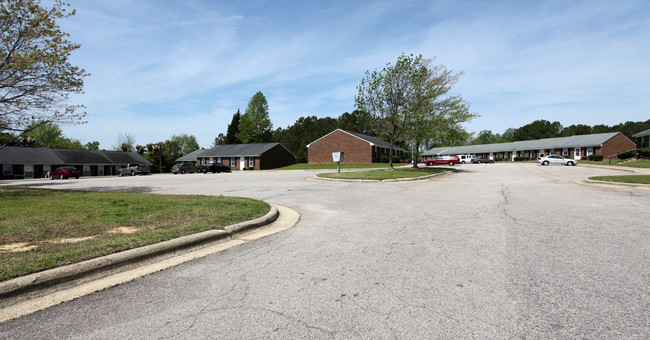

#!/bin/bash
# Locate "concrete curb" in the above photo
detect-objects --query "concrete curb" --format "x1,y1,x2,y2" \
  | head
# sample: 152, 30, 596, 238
313, 169, 455, 183
581, 179, 650, 188
0, 205, 279, 300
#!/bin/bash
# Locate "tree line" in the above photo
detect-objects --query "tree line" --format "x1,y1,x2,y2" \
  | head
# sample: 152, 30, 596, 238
470, 119, 650, 145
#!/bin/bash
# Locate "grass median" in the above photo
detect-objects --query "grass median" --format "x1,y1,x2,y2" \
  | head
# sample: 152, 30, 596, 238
317, 167, 451, 180
275, 163, 399, 170
0, 187, 270, 281
588, 175, 650, 184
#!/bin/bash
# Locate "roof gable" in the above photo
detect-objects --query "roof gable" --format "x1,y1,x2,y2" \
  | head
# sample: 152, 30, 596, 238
307, 129, 406, 152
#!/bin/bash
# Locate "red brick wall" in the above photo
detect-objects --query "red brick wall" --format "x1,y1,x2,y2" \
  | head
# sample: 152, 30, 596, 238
599, 133, 635, 159
308, 130, 372, 163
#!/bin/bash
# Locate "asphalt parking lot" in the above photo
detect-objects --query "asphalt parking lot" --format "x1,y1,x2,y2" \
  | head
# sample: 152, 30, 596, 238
1, 163, 648, 338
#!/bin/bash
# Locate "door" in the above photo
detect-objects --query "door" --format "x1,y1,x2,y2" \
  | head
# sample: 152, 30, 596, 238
240, 157, 245, 170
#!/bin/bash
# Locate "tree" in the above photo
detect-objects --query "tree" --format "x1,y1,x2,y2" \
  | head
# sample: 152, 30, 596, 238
273, 115, 339, 163
356, 54, 474, 169
84, 141, 100, 150
403, 57, 475, 167
171, 133, 199, 155
337, 110, 377, 135
0, 0, 88, 133
24, 121, 62, 146
223, 109, 242, 144
213, 133, 225, 147
237, 91, 273, 143
512, 120, 562, 141
113, 132, 136, 152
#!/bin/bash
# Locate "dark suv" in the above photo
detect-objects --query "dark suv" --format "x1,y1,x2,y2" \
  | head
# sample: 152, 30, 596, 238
199, 162, 231, 174
171, 163, 198, 174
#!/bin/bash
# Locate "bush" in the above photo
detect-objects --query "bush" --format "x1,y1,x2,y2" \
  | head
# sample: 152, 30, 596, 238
391, 156, 401, 164
248, 167, 254, 170
587, 155, 603, 161
494, 157, 504, 162
380, 155, 389, 163
639, 148, 650, 158
617, 149, 636, 159
513, 156, 526, 162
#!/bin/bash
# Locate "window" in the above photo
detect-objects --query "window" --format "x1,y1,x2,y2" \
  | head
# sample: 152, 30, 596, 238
587, 147, 594, 156
575, 148, 581, 157
562, 148, 569, 155
230, 157, 237, 167
248, 158, 255, 167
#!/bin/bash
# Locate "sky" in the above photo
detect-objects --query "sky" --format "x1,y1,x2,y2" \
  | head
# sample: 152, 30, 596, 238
57, 0, 650, 149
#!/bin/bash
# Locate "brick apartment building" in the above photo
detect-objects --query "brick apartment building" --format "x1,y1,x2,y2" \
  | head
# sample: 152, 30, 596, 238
177, 143, 295, 170
307, 129, 407, 163
632, 129, 650, 149
422, 132, 635, 161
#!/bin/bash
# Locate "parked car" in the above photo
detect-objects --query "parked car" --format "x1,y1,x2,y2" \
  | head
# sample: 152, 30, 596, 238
425, 156, 460, 166
50, 166, 81, 180
171, 163, 198, 174
457, 155, 477, 164
199, 162, 231, 174
118, 163, 150, 177
537, 155, 578, 166
471, 157, 494, 164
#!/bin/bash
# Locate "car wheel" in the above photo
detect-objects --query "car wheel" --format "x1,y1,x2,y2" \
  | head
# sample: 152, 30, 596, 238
131, 170, 135, 176
542, 161, 549, 166
489, 160, 494, 164
119, 171, 123, 177
181, 169, 185, 174
448, 161, 454, 166
60, 175, 65, 180
75, 176, 79, 179
567, 161, 574, 166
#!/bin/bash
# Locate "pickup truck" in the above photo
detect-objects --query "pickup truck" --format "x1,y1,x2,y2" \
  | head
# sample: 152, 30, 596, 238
118, 163, 150, 176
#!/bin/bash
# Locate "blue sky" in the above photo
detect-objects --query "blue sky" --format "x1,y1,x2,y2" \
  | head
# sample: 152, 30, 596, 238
59, 0, 650, 149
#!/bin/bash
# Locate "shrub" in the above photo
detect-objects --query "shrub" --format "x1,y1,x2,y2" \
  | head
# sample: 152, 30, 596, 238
589, 155, 603, 161
494, 157, 504, 162
248, 167, 255, 170
639, 148, 650, 158
391, 156, 401, 164
513, 156, 526, 162
380, 155, 389, 163
617, 149, 636, 159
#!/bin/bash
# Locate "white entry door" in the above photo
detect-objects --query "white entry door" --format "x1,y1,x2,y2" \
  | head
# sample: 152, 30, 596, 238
240, 156, 245, 170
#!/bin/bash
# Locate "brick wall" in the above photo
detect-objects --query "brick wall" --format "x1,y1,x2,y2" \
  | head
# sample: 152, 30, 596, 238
308, 130, 372, 163
599, 133, 635, 159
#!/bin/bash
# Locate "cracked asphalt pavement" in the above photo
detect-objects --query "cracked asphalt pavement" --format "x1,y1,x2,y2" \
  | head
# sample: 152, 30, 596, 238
1, 164, 649, 338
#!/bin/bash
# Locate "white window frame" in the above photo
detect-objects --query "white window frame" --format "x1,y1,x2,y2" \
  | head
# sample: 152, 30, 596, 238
248, 157, 255, 167
230, 157, 237, 167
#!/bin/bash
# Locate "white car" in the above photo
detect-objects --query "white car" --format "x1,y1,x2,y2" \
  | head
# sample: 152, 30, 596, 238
457, 155, 477, 164
537, 155, 578, 166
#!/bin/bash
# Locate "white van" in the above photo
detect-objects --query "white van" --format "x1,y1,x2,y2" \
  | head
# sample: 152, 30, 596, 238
457, 155, 476, 164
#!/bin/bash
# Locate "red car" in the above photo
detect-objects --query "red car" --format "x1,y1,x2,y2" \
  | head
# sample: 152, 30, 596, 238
50, 166, 81, 179
425, 156, 460, 166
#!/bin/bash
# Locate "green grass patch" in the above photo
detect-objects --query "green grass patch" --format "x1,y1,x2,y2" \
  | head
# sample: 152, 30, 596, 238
0, 187, 269, 281
582, 159, 650, 168
275, 163, 402, 170
317, 167, 450, 180
589, 175, 650, 184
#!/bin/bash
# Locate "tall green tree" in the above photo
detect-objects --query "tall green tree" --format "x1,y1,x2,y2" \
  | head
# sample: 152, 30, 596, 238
171, 133, 199, 155
404, 57, 475, 167
356, 54, 474, 169
273, 115, 339, 163
24, 121, 63, 146
237, 91, 273, 143
223, 109, 242, 144
0, 0, 88, 133
512, 120, 562, 141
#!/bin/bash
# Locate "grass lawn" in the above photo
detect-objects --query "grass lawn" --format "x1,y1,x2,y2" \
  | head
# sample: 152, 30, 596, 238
275, 163, 405, 170
589, 175, 650, 184
0, 187, 269, 281
582, 159, 650, 168
317, 167, 450, 180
